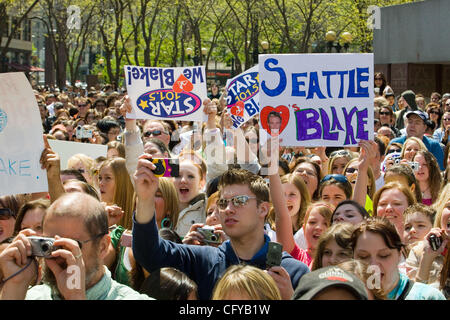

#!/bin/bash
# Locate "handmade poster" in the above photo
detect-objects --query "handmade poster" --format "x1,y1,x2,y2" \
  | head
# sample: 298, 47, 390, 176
226, 65, 260, 129
48, 140, 107, 170
124, 65, 207, 121
0, 72, 48, 196
258, 53, 374, 146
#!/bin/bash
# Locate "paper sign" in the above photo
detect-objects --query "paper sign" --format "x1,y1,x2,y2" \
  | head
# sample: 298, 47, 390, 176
226, 65, 260, 128
259, 53, 374, 146
47, 140, 107, 170
124, 65, 207, 121
0, 72, 48, 196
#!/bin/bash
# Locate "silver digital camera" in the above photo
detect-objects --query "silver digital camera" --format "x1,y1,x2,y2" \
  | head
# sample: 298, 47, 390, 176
197, 226, 220, 244
28, 236, 58, 258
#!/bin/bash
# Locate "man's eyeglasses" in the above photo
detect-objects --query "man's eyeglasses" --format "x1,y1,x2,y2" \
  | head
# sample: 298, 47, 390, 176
143, 130, 168, 137
0, 208, 16, 220
330, 150, 351, 158
217, 195, 257, 210
75, 232, 108, 249
320, 174, 349, 184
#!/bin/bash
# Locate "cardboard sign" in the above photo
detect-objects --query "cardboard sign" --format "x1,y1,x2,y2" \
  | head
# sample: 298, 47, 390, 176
0, 72, 48, 196
259, 53, 374, 146
226, 65, 260, 128
47, 140, 107, 170
124, 65, 207, 121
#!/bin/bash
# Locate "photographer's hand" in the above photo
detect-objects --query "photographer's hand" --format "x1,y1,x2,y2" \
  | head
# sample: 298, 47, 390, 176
182, 223, 205, 246
45, 236, 86, 300
0, 229, 39, 300
266, 266, 294, 300
133, 154, 158, 224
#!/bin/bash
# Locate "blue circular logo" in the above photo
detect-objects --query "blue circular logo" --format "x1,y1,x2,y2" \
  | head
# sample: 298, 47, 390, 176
0, 108, 7, 133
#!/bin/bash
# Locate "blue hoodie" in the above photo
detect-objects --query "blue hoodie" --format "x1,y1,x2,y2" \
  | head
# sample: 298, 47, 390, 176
132, 214, 310, 300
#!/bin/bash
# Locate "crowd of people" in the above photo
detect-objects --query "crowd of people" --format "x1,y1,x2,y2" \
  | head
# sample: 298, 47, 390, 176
0, 72, 449, 300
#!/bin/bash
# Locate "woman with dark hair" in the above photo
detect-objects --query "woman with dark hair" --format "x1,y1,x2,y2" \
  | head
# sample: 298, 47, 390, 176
332, 200, 369, 225
0, 194, 27, 243
290, 157, 322, 201
318, 174, 353, 209
374, 72, 392, 97
351, 217, 445, 300
13, 199, 50, 236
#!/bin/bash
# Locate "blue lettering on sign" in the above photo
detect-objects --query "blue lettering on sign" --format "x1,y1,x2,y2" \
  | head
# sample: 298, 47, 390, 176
0, 108, 7, 133
0, 158, 31, 176
261, 60, 370, 99
126, 66, 204, 88
136, 89, 201, 118
227, 72, 259, 106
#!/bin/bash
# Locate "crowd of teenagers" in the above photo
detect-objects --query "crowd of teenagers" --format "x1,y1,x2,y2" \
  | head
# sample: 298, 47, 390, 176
0, 74, 449, 301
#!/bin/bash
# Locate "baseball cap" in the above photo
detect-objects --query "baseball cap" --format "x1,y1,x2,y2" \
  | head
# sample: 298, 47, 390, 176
405, 110, 428, 123
292, 266, 368, 300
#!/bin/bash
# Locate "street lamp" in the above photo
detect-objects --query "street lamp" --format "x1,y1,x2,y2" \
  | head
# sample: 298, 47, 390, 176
325, 31, 352, 53
261, 41, 269, 53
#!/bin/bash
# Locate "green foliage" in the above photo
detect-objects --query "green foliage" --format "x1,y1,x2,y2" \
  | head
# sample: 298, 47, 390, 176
25, 0, 420, 84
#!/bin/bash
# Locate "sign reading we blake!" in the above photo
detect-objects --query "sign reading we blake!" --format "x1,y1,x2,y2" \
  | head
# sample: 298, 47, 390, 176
258, 53, 374, 146
125, 65, 208, 121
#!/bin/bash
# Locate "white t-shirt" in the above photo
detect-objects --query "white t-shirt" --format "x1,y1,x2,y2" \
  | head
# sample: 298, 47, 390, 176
294, 227, 308, 250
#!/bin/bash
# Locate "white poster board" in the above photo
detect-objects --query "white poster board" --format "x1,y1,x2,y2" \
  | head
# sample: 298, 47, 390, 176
48, 140, 107, 170
124, 65, 207, 121
226, 65, 260, 129
0, 72, 48, 196
259, 53, 374, 146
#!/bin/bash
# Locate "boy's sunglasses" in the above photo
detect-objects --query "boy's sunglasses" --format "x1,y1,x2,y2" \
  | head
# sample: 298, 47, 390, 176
143, 130, 167, 137
217, 195, 257, 210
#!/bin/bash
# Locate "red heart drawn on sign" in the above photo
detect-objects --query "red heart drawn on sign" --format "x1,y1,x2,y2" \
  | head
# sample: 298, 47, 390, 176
230, 101, 245, 118
173, 74, 194, 93
260, 105, 290, 136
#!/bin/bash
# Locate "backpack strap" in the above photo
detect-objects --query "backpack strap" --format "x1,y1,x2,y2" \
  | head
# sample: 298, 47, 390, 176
397, 279, 414, 300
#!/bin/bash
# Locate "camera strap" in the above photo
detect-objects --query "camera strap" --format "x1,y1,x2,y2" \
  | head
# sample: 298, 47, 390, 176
0, 257, 35, 288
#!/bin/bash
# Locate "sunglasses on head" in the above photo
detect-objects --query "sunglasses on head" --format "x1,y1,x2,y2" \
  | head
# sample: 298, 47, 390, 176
320, 174, 349, 184
387, 148, 402, 154
143, 130, 167, 137
330, 150, 351, 158
0, 208, 16, 220
217, 195, 257, 210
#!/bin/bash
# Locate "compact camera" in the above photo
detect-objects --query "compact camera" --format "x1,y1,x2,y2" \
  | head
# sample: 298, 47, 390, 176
408, 161, 419, 172
429, 234, 442, 251
28, 236, 59, 258
197, 226, 220, 244
149, 158, 179, 177
75, 125, 93, 139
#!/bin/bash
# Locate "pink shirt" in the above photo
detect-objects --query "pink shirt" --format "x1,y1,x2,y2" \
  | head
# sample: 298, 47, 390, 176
422, 198, 432, 206
290, 244, 312, 268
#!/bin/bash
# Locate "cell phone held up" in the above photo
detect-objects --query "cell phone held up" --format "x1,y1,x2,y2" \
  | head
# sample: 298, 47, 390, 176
149, 158, 179, 177
266, 241, 283, 269
429, 234, 442, 251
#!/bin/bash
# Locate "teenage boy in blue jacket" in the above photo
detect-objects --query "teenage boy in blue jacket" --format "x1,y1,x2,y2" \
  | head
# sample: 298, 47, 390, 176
132, 157, 310, 300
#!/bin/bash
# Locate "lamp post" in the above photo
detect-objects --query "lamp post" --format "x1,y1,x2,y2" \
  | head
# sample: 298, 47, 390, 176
261, 40, 269, 53
186, 47, 206, 66
325, 31, 352, 53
